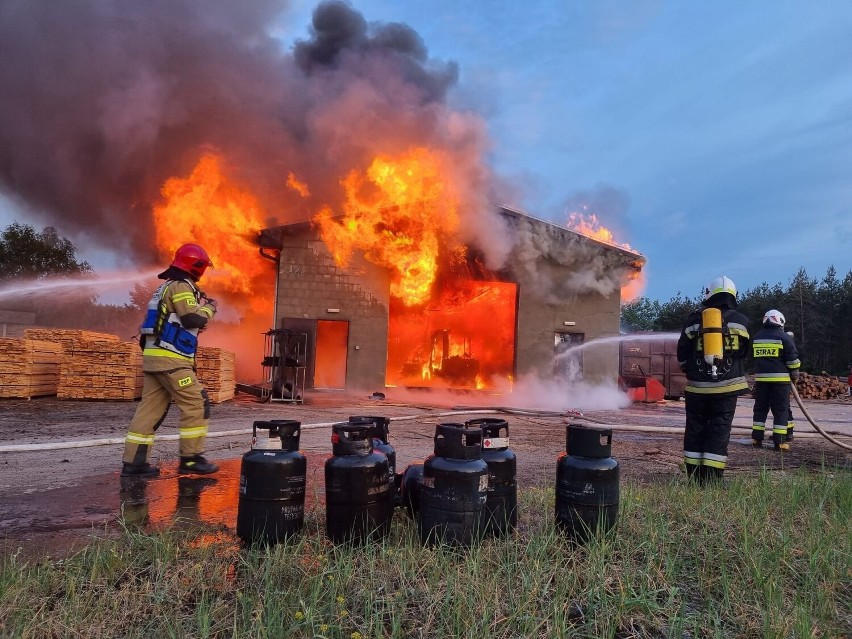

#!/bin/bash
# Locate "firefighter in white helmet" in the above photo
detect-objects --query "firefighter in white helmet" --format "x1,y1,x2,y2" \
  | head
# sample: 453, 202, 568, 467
677, 276, 751, 484
121, 243, 220, 477
750, 310, 800, 451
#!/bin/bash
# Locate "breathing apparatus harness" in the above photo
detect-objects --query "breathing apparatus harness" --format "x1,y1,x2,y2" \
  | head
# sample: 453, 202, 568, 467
697, 307, 731, 380
139, 279, 208, 357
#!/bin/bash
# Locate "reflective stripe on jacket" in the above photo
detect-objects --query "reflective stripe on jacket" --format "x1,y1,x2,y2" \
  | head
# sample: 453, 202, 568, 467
752, 326, 800, 383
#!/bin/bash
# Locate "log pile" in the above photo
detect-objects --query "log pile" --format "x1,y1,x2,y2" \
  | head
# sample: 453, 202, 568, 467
794, 372, 849, 400
196, 346, 236, 404
58, 338, 143, 400
0, 338, 62, 399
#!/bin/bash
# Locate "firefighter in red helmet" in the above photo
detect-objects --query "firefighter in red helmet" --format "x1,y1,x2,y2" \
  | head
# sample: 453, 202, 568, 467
121, 243, 219, 477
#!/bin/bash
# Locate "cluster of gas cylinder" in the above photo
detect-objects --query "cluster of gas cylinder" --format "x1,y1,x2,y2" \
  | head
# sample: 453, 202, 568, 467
236, 416, 619, 547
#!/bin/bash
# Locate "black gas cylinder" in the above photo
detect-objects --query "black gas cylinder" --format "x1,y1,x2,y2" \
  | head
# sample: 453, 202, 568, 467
419, 423, 489, 546
399, 462, 424, 519
348, 415, 396, 491
236, 419, 306, 544
466, 417, 517, 536
555, 423, 620, 541
325, 422, 394, 544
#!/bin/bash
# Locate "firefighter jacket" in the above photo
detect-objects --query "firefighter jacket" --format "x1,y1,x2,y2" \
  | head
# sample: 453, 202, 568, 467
677, 305, 750, 395
140, 279, 216, 363
752, 325, 800, 382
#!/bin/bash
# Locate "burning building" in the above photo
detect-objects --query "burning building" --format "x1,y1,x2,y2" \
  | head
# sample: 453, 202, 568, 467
259, 205, 644, 394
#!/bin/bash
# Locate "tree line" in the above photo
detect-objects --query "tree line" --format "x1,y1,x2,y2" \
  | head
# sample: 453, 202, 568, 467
621, 267, 852, 375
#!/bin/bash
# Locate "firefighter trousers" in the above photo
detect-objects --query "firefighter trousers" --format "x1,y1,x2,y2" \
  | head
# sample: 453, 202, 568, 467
122, 366, 211, 465
752, 382, 790, 444
683, 392, 738, 478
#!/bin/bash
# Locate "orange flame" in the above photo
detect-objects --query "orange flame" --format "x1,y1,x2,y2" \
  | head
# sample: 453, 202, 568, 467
315, 147, 466, 306
566, 212, 634, 251
287, 172, 310, 198
153, 152, 267, 298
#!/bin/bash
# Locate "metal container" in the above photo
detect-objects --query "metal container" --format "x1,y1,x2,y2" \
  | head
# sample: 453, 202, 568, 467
236, 419, 306, 544
419, 423, 489, 546
466, 417, 517, 536
399, 462, 424, 519
555, 423, 619, 541
325, 422, 394, 544
348, 415, 396, 492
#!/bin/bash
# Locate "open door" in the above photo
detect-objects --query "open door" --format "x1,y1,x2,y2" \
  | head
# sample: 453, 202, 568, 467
314, 320, 349, 389
554, 332, 584, 382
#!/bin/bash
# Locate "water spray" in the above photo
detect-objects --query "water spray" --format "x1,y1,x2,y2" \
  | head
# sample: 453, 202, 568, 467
0, 270, 160, 302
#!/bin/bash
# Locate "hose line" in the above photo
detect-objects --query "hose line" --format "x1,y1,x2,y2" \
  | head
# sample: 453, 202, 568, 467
790, 384, 852, 452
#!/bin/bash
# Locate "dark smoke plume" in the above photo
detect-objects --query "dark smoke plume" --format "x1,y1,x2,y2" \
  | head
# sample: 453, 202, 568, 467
0, 0, 506, 266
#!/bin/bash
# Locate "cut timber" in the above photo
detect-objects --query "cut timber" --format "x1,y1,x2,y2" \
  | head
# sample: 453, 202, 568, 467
196, 346, 236, 404
24, 329, 119, 352
58, 339, 143, 401
0, 338, 62, 399
794, 372, 848, 400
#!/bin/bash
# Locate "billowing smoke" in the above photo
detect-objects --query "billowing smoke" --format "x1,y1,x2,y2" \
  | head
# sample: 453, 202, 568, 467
504, 208, 641, 302
0, 0, 510, 268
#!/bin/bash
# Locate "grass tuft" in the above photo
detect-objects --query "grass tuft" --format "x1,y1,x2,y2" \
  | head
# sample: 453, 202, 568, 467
1, 470, 849, 638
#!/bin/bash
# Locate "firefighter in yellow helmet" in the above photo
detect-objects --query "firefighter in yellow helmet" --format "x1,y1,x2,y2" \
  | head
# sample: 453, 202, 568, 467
676, 276, 751, 485
750, 311, 800, 451
121, 243, 219, 477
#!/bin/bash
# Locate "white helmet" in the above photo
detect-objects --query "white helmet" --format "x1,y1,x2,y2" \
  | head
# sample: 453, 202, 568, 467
763, 309, 785, 328
703, 276, 737, 301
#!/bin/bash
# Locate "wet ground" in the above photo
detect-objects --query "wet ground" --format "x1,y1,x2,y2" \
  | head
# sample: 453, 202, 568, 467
0, 391, 849, 558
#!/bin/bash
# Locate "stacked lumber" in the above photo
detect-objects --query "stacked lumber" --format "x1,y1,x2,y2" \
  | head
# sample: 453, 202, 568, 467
58, 339, 143, 400
794, 372, 849, 400
0, 338, 62, 399
196, 346, 236, 404
24, 328, 120, 351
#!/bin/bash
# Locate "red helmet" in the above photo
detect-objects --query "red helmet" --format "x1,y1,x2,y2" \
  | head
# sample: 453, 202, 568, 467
171, 243, 213, 279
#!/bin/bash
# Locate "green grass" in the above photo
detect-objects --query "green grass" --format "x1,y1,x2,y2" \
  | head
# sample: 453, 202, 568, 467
1, 469, 850, 638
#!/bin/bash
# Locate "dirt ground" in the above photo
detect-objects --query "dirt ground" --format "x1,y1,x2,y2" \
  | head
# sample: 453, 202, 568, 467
0, 389, 849, 557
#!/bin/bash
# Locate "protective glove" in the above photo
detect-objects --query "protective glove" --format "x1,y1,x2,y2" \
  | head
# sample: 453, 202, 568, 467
790, 370, 800, 382
203, 298, 218, 316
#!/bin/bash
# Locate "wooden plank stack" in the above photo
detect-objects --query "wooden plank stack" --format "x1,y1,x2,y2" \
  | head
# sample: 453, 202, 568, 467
196, 346, 236, 404
794, 372, 849, 400
57, 338, 143, 400
24, 329, 121, 351
0, 338, 62, 399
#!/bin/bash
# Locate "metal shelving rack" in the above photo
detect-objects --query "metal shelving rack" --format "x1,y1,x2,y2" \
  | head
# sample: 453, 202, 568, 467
261, 329, 308, 403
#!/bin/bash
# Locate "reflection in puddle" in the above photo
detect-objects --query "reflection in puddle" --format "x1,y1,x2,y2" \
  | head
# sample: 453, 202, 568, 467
0, 454, 327, 554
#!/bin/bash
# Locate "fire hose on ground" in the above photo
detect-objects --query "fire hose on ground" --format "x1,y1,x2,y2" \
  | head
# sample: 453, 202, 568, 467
0, 403, 848, 454
790, 384, 852, 452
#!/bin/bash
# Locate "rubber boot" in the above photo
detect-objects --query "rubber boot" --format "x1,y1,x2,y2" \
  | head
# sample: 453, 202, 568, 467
773, 433, 791, 452
685, 464, 701, 483
178, 455, 219, 475
785, 426, 794, 443
703, 467, 724, 484
121, 462, 160, 478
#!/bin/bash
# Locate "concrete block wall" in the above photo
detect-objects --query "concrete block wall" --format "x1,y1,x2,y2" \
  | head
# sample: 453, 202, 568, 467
277, 231, 391, 390
515, 285, 621, 382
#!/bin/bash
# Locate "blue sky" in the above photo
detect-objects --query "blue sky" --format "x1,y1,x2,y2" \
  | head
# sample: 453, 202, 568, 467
2, 1, 850, 302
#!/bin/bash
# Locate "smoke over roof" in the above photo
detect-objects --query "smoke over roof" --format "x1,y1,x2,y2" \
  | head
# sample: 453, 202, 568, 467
0, 0, 640, 296
0, 0, 511, 265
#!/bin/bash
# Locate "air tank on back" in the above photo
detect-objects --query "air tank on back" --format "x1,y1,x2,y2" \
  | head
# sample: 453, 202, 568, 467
237, 420, 306, 544
555, 423, 619, 542
419, 423, 489, 546
325, 421, 394, 544
466, 417, 517, 536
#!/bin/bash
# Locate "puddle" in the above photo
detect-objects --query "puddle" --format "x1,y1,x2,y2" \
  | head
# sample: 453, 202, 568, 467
0, 453, 331, 551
